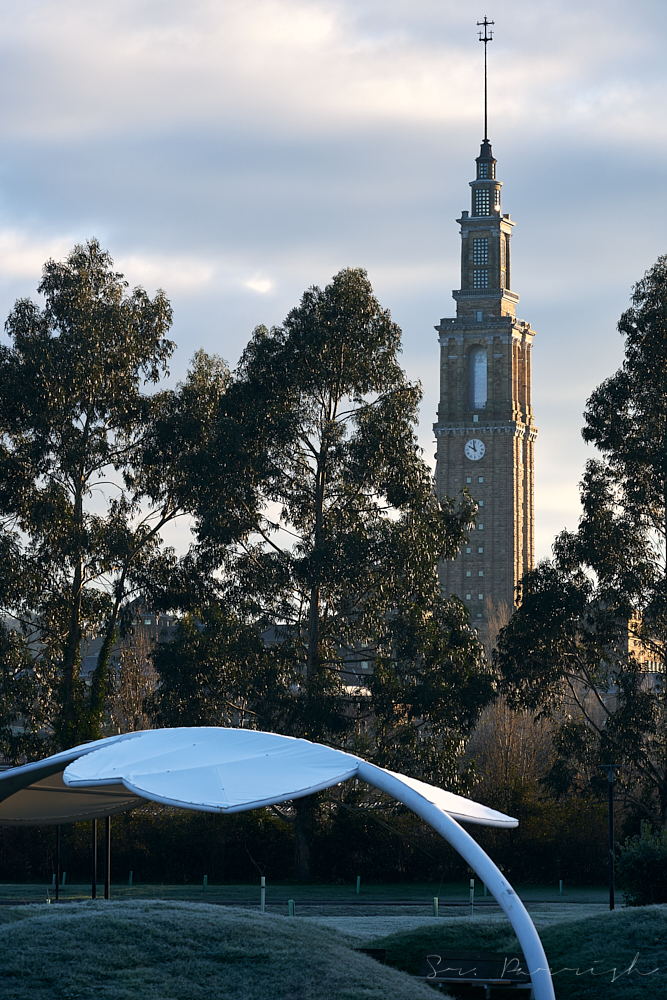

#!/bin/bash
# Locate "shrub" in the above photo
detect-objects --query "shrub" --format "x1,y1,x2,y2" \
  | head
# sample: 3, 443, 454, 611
616, 821, 667, 906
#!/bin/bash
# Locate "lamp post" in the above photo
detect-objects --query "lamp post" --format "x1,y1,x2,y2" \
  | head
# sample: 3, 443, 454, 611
599, 765, 621, 910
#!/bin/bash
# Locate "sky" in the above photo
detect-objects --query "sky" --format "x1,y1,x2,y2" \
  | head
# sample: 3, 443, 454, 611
0, 0, 663, 560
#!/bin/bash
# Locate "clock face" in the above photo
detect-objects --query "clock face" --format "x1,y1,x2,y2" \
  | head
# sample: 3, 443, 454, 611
465, 438, 485, 461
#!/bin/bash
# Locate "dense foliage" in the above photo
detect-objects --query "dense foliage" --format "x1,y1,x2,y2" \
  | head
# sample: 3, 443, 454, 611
0, 241, 179, 750
496, 257, 667, 829
151, 270, 493, 778
149, 268, 494, 875
6, 248, 667, 884
0, 251, 498, 878
0, 793, 608, 887
10, 246, 667, 885
616, 822, 667, 906
0, 244, 234, 753
163, 267, 487, 765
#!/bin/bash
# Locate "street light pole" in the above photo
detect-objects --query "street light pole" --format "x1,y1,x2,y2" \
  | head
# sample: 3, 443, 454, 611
599, 765, 621, 910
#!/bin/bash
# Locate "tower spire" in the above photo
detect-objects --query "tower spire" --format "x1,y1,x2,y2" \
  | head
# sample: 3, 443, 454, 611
477, 17, 494, 141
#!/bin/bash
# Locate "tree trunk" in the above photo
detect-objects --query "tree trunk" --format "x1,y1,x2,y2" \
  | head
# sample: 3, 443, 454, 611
294, 793, 318, 880
59, 480, 85, 748
59, 463, 87, 749
306, 583, 319, 680
61, 558, 83, 742
88, 622, 116, 735
306, 455, 326, 681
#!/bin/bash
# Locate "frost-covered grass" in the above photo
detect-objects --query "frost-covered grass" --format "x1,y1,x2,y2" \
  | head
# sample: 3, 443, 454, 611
1, 897, 664, 999
0, 900, 435, 1000
308, 902, 609, 939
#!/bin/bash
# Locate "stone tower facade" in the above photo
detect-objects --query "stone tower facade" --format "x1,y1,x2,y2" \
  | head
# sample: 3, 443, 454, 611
434, 138, 537, 622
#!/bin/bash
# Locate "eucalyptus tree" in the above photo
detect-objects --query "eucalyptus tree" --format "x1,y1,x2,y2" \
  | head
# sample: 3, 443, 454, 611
159, 268, 492, 876
496, 256, 667, 826
0, 241, 226, 752
212, 268, 484, 745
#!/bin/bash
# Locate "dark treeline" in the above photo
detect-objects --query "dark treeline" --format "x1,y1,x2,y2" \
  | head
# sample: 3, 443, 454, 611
0, 242, 490, 881
1, 242, 666, 890
0, 795, 608, 887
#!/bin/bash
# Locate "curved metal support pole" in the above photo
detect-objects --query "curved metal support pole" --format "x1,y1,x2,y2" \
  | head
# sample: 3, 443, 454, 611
357, 762, 555, 1000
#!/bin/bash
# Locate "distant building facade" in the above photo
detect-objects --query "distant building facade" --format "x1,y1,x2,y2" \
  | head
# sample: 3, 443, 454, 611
434, 138, 537, 623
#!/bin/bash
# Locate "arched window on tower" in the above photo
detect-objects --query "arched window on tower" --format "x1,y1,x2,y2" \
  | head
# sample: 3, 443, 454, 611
469, 346, 487, 410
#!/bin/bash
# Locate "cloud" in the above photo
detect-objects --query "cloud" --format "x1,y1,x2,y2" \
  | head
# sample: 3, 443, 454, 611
0, 0, 662, 146
0, 0, 664, 562
0, 229, 80, 279
243, 277, 273, 294
117, 253, 216, 294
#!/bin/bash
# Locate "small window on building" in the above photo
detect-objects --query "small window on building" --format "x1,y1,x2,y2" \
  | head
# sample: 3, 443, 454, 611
478, 500, 483, 507
466, 570, 472, 577
473, 238, 489, 264
478, 477, 484, 483
466, 593, 472, 600
478, 523, 483, 530
466, 477, 472, 483
477, 613, 483, 618
478, 162, 489, 178
144, 619, 151, 625
478, 593, 484, 600
475, 188, 490, 215
478, 546, 484, 553
494, 189, 500, 209
475, 310, 483, 322
478, 570, 484, 577
473, 269, 489, 289
466, 546, 471, 553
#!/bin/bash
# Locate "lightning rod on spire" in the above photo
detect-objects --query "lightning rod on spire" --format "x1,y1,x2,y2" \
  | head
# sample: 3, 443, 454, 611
477, 16, 494, 141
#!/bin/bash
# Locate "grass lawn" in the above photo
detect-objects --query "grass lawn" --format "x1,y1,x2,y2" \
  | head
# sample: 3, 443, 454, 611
366, 905, 667, 999
0, 900, 434, 1000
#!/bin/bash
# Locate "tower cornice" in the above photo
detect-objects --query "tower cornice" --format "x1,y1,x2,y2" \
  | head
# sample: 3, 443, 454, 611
453, 288, 520, 304
458, 211, 514, 229
435, 316, 536, 346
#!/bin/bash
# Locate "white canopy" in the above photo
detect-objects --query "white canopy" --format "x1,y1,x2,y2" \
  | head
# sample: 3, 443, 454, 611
0, 727, 516, 828
0, 731, 146, 825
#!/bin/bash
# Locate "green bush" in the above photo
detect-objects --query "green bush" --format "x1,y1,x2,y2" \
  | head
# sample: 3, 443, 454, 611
616, 821, 667, 906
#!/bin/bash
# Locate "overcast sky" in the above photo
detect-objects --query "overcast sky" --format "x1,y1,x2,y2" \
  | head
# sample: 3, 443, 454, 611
0, 0, 663, 559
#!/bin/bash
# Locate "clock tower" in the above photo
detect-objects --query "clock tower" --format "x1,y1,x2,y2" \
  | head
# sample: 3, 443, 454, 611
433, 134, 537, 623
